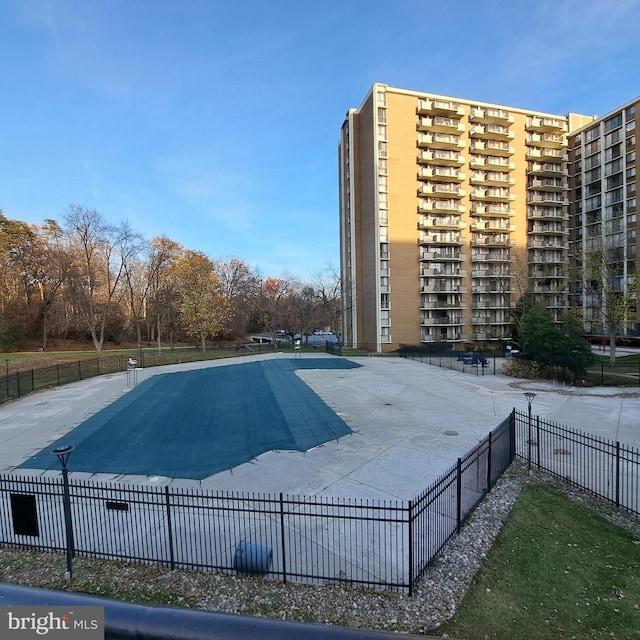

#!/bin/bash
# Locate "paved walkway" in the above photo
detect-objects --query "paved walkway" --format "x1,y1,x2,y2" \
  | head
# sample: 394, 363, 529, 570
0, 353, 638, 501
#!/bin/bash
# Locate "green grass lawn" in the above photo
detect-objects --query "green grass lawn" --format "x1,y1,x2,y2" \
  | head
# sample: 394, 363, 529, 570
436, 483, 640, 640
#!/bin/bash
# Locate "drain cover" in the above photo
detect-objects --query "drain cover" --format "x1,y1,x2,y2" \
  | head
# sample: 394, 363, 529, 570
444, 430, 459, 436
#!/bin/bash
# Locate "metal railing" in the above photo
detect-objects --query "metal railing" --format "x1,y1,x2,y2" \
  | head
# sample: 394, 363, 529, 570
3, 410, 636, 592
399, 344, 500, 375
513, 409, 639, 515
0, 345, 275, 405
0, 418, 515, 594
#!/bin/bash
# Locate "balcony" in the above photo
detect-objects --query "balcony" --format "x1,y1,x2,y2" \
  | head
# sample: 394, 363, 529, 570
420, 266, 465, 277
527, 206, 568, 220
470, 171, 516, 187
469, 124, 514, 141
529, 223, 566, 235
528, 239, 567, 249
473, 298, 510, 309
527, 192, 569, 206
417, 97, 465, 117
418, 214, 465, 230
472, 269, 510, 278
526, 116, 568, 133
418, 166, 466, 182
528, 177, 566, 192
420, 299, 467, 310
417, 116, 464, 134
527, 162, 565, 177
470, 140, 514, 156
418, 132, 465, 150
470, 203, 515, 217
471, 235, 515, 248
418, 182, 466, 198
470, 155, 515, 171
472, 250, 512, 262
469, 107, 514, 125
526, 132, 565, 148
420, 283, 466, 294
420, 250, 465, 261
420, 316, 466, 326
526, 147, 567, 162
471, 220, 515, 232
419, 231, 464, 245
471, 187, 515, 202
528, 251, 569, 264
472, 283, 511, 294
418, 198, 466, 214
417, 149, 466, 166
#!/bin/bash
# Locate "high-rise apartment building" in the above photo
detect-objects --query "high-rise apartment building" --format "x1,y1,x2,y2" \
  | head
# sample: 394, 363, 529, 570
338, 83, 594, 352
568, 98, 639, 336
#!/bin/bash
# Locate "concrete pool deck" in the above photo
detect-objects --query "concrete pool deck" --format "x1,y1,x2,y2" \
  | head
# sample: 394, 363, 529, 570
0, 352, 638, 501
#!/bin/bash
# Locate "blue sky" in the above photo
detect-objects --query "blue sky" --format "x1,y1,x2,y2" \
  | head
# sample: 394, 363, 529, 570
1, 0, 639, 280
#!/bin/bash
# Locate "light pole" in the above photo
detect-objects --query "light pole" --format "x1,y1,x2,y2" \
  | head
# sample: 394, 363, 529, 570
524, 392, 537, 476
52, 445, 75, 579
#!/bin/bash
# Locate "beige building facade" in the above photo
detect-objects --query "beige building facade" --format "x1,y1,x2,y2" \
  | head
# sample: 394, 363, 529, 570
339, 83, 594, 352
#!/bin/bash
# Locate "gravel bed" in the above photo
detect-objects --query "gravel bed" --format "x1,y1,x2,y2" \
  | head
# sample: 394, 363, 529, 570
1, 462, 637, 636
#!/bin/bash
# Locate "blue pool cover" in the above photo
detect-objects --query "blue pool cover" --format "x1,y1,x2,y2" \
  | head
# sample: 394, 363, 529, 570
20, 358, 360, 479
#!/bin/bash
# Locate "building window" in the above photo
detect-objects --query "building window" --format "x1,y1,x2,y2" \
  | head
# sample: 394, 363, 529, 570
626, 104, 636, 120
605, 130, 622, 147
584, 140, 600, 156
585, 153, 601, 169
604, 113, 623, 133
605, 144, 623, 162
584, 125, 600, 143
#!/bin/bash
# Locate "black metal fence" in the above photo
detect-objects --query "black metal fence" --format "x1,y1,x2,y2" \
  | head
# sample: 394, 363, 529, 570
0, 345, 274, 405
399, 344, 500, 376
2, 409, 637, 592
0, 418, 515, 594
513, 409, 640, 515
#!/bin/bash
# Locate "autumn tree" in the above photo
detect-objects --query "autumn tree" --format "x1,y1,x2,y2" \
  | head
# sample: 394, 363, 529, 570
172, 250, 228, 349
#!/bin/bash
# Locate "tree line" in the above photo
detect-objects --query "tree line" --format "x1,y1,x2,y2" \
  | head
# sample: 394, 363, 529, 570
0, 206, 341, 352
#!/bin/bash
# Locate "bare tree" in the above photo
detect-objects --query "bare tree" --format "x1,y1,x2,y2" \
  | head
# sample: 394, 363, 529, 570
582, 241, 637, 363
212, 256, 260, 337
64, 205, 143, 352
147, 236, 183, 350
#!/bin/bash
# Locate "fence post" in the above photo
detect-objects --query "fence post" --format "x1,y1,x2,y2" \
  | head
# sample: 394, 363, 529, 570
615, 442, 620, 508
279, 493, 287, 584
510, 409, 516, 462
164, 486, 175, 570
408, 500, 413, 596
456, 458, 462, 533
78, 361, 82, 381
57, 365, 60, 387
536, 416, 541, 469
16, 372, 20, 399
486, 431, 492, 491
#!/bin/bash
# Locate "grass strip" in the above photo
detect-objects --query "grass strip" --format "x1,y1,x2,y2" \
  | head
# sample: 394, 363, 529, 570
436, 483, 640, 640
